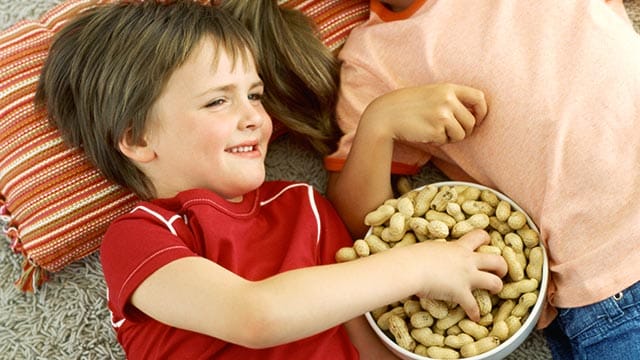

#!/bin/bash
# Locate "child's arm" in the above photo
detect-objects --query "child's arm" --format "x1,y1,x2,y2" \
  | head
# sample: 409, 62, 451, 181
130, 229, 506, 349
327, 83, 487, 237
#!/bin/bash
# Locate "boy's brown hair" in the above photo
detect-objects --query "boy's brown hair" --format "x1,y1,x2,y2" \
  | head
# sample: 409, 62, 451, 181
35, 1, 259, 200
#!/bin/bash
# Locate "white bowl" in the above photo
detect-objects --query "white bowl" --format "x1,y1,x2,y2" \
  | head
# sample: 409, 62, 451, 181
365, 181, 549, 360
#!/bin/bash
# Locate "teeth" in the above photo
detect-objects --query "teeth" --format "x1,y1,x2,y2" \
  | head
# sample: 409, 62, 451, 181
230, 146, 254, 153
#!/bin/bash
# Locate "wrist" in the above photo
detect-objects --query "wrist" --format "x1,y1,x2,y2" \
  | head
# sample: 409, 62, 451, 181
357, 110, 395, 150
388, 243, 432, 294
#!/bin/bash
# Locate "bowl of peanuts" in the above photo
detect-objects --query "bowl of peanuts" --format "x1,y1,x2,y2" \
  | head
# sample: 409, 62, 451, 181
336, 181, 548, 359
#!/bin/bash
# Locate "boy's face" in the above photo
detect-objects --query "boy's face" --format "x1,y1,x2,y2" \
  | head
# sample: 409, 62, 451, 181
143, 37, 272, 201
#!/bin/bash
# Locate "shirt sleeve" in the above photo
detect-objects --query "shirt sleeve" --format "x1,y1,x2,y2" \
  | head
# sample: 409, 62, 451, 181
100, 209, 197, 322
324, 33, 428, 174
326, 57, 390, 168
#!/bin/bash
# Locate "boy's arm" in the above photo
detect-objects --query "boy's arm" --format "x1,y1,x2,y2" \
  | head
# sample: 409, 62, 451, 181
326, 110, 396, 237
327, 84, 488, 237
130, 230, 505, 350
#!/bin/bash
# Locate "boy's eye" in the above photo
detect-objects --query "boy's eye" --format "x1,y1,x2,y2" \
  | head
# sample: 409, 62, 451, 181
205, 98, 225, 108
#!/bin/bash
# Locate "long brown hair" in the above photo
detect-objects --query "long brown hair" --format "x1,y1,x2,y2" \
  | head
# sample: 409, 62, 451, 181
221, 0, 342, 155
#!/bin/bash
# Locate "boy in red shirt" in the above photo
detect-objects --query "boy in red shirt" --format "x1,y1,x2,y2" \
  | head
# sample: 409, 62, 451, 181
36, 1, 507, 358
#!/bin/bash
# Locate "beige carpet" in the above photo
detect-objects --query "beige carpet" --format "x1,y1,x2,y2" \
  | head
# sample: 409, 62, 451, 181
1, 1, 639, 359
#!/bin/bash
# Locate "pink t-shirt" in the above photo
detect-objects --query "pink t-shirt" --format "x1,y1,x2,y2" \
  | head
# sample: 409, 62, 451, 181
326, 0, 640, 327
101, 182, 358, 359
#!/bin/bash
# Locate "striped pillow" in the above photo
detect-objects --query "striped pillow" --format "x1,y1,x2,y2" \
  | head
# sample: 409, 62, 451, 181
0, 0, 368, 291
279, 0, 370, 53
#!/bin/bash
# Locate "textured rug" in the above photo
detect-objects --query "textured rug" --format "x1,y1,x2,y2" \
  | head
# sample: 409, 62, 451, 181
2, 1, 639, 359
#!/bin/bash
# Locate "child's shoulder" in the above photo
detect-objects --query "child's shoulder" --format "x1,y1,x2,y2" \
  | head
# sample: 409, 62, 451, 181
108, 182, 326, 223
109, 200, 180, 228
260, 180, 319, 199
260, 180, 323, 201
108, 193, 194, 228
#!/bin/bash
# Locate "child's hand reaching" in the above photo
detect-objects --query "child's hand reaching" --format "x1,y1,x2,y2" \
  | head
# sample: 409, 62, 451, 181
328, 83, 488, 237
411, 229, 507, 322
361, 83, 488, 145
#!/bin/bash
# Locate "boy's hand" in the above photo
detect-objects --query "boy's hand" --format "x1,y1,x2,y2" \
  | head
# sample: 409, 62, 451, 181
413, 230, 507, 322
363, 83, 487, 145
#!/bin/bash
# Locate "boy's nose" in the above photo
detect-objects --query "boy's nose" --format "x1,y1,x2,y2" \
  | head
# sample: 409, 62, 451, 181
238, 102, 267, 130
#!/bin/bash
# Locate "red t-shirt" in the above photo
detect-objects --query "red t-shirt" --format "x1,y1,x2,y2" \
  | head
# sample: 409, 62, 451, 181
101, 181, 358, 359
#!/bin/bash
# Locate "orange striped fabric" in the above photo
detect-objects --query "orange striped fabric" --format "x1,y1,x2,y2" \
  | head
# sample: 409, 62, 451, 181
0, 0, 137, 292
279, 0, 369, 52
0, 0, 368, 291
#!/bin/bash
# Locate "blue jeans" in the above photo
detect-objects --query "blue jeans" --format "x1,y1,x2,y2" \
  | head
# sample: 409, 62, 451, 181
543, 281, 640, 360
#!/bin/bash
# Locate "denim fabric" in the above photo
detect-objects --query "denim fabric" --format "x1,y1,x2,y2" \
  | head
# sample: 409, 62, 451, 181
544, 281, 640, 360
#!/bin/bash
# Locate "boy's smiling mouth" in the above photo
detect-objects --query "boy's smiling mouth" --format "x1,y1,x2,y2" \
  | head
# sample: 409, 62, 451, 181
226, 144, 258, 153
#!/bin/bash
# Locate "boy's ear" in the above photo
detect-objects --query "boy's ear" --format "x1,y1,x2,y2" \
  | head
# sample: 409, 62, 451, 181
118, 128, 155, 163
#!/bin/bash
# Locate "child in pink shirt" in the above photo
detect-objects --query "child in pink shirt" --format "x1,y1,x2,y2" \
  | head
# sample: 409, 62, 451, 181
36, 1, 507, 358
326, 0, 640, 358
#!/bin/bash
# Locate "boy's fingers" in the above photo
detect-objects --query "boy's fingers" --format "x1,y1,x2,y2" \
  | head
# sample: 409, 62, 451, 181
452, 102, 478, 138
455, 85, 488, 123
444, 116, 467, 142
475, 271, 506, 295
476, 253, 508, 278
457, 229, 490, 250
459, 294, 481, 322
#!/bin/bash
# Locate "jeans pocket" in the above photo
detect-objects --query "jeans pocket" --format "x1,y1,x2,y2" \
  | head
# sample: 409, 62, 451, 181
556, 282, 640, 359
